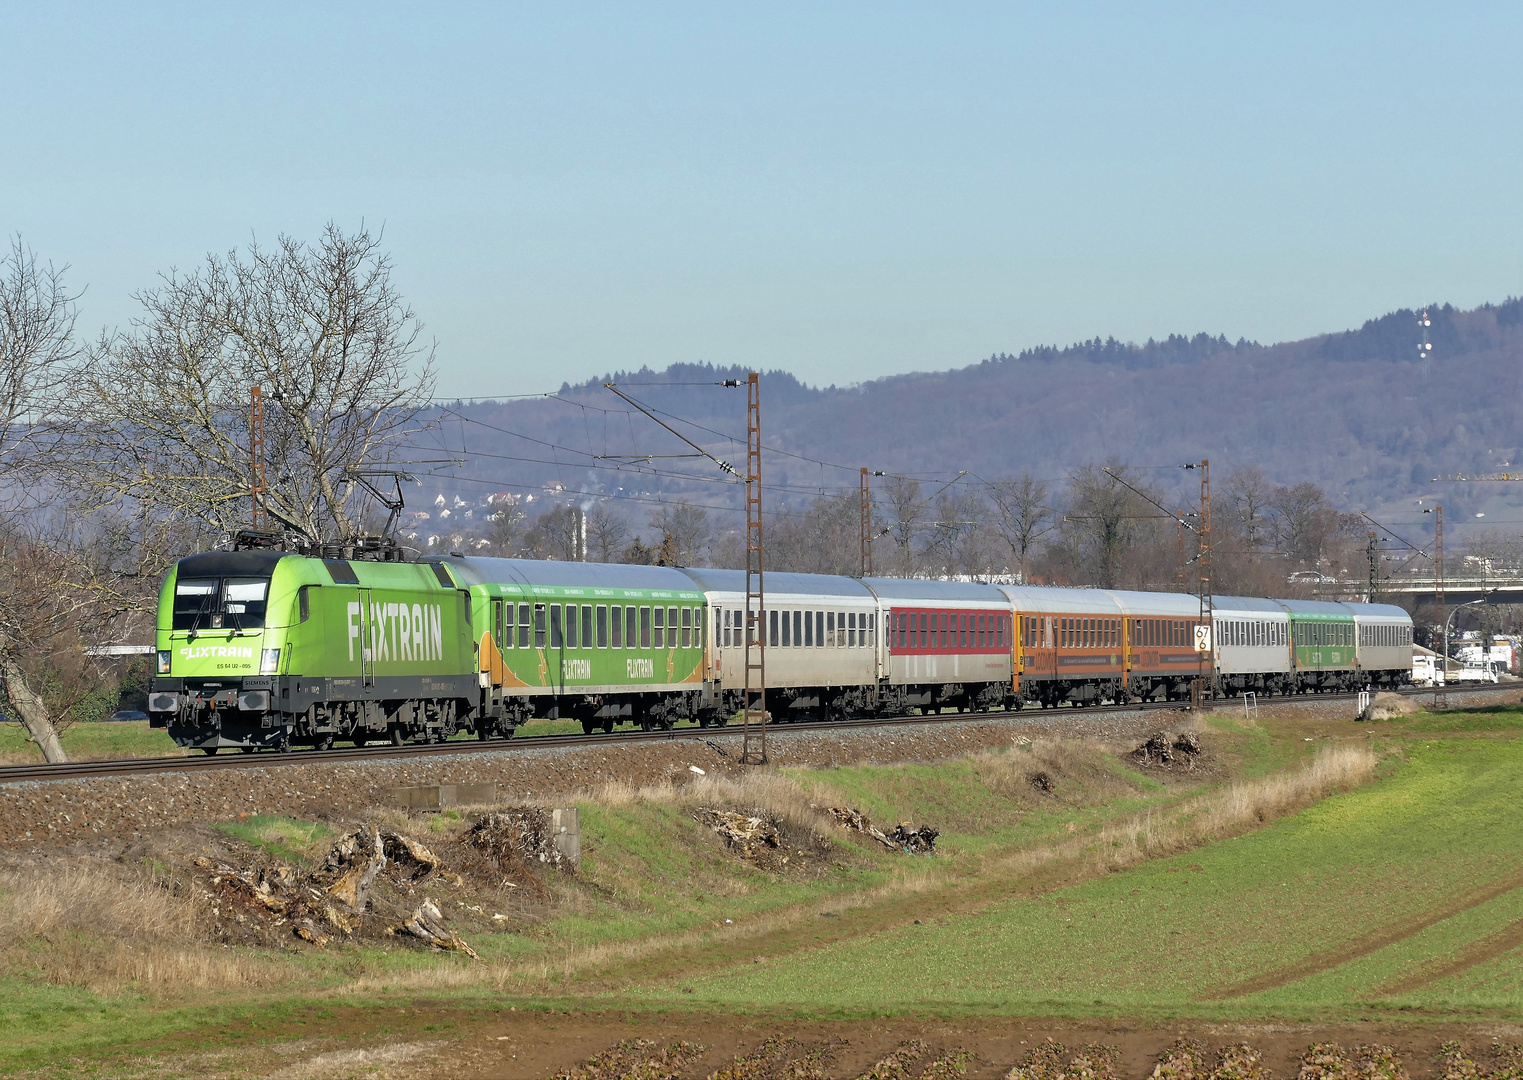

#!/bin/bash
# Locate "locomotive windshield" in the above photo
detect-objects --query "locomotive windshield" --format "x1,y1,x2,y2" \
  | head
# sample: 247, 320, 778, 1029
172, 577, 271, 630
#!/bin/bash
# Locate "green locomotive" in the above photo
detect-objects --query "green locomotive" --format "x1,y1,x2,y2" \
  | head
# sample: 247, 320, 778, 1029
149, 548, 710, 753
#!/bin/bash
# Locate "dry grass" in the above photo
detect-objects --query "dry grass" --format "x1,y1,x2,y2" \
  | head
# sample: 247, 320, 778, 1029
579, 770, 847, 837
973, 737, 1144, 807
0, 861, 281, 991
356, 746, 1378, 997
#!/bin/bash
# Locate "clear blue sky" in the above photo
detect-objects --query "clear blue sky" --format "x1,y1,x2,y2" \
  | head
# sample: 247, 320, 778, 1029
4, 3, 1520, 397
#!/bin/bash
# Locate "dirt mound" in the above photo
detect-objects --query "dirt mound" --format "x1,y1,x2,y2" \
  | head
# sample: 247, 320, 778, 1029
191, 823, 480, 952
465, 808, 569, 869
1006, 1038, 1120, 1080
1296, 1042, 1408, 1080
824, 805, 939, 854
1366, 692, 1420, 721
707, 1035, 843, 1080
1132, 730, 1203, 770
692, 806, 835, 873
551, 1038, 707, 1080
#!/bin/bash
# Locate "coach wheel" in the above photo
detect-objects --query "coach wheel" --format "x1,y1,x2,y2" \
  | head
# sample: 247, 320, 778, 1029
315, 732, 334, 752
277, 732, 292, 753
353, 736, 368, 748
389, 726, 405, 746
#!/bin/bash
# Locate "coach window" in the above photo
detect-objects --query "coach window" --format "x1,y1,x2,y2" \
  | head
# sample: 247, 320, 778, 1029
680, 607, 692, 649
595, 606, 609, 649
611, 606, 624, 648
533, 604, 548, 649
789, 610, 798, 647
491, 600, 503, 646
634, 606, 648, 649
763, 609, 774, 647
518, 604, 531, 649
550, 605, 565, 649
656, 607, 669, 649
566, 606, 580, 649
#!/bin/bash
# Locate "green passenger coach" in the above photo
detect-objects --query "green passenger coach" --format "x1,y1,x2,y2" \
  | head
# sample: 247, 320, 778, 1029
1279, 599, 1359, 691
454, 557, 712, 735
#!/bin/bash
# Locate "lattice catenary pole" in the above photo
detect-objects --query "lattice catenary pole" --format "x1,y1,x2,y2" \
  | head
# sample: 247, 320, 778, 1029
742, 373, 767, 764
1194, 459, 1213, 709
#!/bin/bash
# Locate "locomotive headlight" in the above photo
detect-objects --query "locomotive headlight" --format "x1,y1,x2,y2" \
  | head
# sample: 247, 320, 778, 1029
156, 650, 171, 675
260, 648, 281, 674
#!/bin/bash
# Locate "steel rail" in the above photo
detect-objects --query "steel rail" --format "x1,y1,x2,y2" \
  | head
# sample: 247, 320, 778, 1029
0, 681, 1504, 787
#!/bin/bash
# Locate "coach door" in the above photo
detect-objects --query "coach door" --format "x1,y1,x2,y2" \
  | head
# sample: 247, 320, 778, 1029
358, 589, 375, 688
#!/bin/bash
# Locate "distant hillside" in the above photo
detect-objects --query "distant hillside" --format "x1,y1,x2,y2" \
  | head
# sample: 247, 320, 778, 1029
407, 298, 1523, 544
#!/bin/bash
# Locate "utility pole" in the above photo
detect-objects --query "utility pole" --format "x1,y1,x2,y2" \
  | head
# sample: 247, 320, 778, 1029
1189, 460, 1212, 709
1435, 503, 1446, 708
1367, 531, 1379, 603
741, 373, 767, 764
860, 468, 871, 577
249, 385, 267, 530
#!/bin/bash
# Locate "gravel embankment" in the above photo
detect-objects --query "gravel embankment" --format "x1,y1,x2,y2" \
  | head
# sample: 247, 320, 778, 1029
3, 687, 1516, 849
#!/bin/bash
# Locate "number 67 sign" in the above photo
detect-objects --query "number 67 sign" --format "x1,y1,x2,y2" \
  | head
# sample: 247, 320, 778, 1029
1194, 624, 1212, 652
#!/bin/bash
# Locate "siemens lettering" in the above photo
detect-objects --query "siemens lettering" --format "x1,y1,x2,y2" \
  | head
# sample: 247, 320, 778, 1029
347, 601, 446, 663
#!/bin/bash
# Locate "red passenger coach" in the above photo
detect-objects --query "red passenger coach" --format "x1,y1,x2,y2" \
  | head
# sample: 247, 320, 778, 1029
864, 579, 1015, 715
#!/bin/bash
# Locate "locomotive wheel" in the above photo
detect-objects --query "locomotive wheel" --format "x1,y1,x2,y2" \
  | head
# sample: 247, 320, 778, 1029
277, 733, 292, 753
315, 733, 334, 752
390, 726, 404, 746
240, 746, 255, 754
201, 747, 219, 756
352, 736, 368, 747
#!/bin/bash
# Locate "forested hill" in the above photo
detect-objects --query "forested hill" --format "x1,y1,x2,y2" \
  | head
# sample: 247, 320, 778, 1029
425, 298, 1523, 528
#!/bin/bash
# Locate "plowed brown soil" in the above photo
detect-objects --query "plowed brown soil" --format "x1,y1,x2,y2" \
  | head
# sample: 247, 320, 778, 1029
126, 1010, 1523, 1080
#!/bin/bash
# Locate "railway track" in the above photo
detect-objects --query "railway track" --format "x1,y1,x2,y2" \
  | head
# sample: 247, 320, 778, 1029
2, 682, 1511, 786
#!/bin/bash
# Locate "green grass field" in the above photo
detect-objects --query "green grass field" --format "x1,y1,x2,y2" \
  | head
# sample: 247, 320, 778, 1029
9, 701, 1523, 1075
0, 719, 185, 763
624, 733, 1523, 1017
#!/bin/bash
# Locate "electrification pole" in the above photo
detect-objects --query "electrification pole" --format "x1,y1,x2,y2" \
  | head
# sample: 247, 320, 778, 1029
1192, 460, 1212, 709
742, 373, 767, 764
1435, 503, 1446, 708
860, 467, 872, 577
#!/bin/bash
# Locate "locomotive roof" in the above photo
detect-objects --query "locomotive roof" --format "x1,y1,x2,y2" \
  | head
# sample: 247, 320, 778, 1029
176, 549, 290, 577
861, 577, 1010, 603
438, 556, 702, 594
675, 567, 872, 599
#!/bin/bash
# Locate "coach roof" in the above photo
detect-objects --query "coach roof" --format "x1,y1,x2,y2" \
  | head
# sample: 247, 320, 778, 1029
863, 577, 1009, 603
440, 556, 701, 594
676, 567, 872, 599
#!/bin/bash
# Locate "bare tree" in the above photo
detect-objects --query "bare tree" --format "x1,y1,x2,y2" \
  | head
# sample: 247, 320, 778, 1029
768, 493, 859, 576
524, 504, 584, 561
0, 238, 84, 761
1268, 482, 1337, 567
648, 501, 710, 565
921, 489, 989, 577
587, 501, 629, 562
1223, 466, 1274, 551
881, 475, 924, 574
1058, 460, 1161, 589
63, 224, 435, 542
989, 473, 1054, 583
482, 494, 527, 556
0, 236, 77, 472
